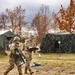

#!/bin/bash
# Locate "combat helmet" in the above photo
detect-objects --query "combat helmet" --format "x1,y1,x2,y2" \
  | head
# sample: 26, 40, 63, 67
13, 36, 20, 41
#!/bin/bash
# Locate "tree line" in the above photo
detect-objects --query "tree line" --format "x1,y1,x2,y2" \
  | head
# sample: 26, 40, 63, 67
0, 0, 75, 42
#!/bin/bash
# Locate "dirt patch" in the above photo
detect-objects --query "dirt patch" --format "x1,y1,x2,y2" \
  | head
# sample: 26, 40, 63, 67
1, 62, 75, 75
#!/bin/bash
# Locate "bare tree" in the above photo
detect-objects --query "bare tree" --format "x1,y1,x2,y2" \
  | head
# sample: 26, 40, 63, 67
0, 13, 8, 29
14, 6, 27, 35
6, 5, 27, 35
6, 8, 15, 32
31, 5, 52, 42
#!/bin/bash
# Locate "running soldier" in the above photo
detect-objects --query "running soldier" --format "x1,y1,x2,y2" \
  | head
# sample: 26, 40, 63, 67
4, 36, 24, 75
24, 35, 37, 75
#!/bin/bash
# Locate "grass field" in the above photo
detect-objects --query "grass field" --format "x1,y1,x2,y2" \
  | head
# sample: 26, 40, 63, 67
32, 53, 75, 66
0, 53, 75, 75
0, 53, 75, 66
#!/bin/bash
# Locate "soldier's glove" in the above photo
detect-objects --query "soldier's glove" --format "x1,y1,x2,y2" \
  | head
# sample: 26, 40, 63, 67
24, 56, 26, 59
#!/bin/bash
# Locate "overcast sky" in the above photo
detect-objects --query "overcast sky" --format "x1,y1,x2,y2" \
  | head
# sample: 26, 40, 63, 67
0, 0, 70, 22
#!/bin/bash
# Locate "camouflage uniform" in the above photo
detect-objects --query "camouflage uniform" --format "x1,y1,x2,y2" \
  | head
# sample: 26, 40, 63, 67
24, 36, 37, 74
4, 36, 24, 75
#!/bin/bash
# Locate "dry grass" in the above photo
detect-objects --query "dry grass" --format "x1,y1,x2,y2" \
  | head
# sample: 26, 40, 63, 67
0, 53, 75, 66
0, 53, 75, 75
32, 53, 75, 66
0, 55, 9, 62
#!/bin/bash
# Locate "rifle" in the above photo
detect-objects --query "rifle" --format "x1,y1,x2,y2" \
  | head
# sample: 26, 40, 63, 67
14, 48, 25, 63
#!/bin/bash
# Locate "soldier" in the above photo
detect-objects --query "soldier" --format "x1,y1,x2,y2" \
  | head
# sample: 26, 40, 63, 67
4, 36, 24, 75
24, 35, 37, 75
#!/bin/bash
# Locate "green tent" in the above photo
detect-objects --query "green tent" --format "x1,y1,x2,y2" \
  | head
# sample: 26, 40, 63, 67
40, 32, 75, 53
0, 30, 15, 55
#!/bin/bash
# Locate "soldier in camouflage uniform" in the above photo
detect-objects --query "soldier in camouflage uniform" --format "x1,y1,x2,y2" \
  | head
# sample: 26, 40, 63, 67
24, 35, 37, 75
4, 36, 24, 75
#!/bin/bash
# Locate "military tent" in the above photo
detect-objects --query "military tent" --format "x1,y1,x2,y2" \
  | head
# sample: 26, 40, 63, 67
40, 32, 75, 53
0, 30, 15, 54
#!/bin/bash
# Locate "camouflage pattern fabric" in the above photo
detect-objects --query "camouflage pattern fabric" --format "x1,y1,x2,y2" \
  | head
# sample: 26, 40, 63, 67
4, 42, 23, 75
24, 38, 37, 74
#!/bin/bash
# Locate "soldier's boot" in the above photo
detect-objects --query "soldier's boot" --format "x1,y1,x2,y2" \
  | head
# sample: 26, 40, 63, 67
19, 73, 22, 75
29, 69, 34, 75
4, 66, 14, 75
4, 71, 8, 75
24, 68, 28, 74
4, 72, 7, 75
